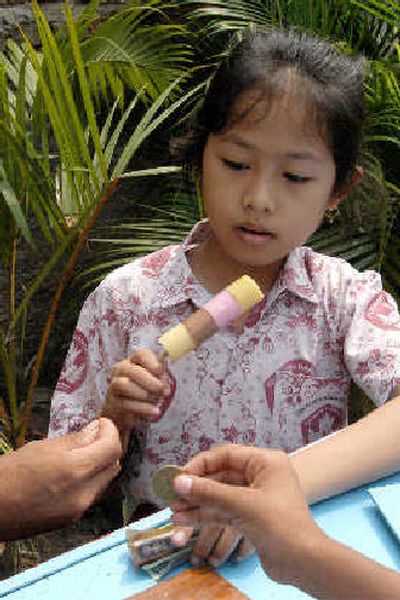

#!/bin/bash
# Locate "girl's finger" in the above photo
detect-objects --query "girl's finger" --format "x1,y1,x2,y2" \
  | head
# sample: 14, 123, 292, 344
113, 365, 164, 395
118, 397, 160, 418
111, 377, 149, 401
130, 348, 163, 376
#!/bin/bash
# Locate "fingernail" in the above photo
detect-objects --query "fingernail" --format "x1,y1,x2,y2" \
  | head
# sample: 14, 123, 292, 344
83, 420, 100, 436
172, 531, 187, 546
174, 475, 193, 496
163, 385, 171, 396
191, 556, 200, 566
151, 407, 160, 416
232, 554, 245, 563
209, 558, 220, 568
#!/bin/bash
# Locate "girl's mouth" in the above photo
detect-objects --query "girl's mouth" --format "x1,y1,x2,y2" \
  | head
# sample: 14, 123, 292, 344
236, 225, 274, 245
239, 225, 270, 234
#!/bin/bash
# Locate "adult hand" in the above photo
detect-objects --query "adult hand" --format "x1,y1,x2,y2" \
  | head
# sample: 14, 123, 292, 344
171, 444, 325, 585
102, 349, 169, 439
0, 418, 122, 540
172, 524, 254, 567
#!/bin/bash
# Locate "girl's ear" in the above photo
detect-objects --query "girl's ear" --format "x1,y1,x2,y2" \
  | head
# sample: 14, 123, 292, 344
328, 165, 363, 209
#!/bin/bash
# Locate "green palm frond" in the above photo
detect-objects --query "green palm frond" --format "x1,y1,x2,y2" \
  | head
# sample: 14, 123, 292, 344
82, 216, 193, 288
80, 178, 200, 288
0, 46, 63, 255
179, 0, 354, 40
180, 0, 400, 56
351, 0, 400, 27
0, 0, 203, 445
54, 0, 194, 107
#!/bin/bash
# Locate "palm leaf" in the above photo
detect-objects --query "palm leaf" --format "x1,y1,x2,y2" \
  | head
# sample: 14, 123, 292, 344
56, 0, 194, 107
65, 2, 108, 183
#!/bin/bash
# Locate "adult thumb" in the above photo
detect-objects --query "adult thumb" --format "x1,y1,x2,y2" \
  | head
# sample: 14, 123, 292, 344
62, 420, 100, 450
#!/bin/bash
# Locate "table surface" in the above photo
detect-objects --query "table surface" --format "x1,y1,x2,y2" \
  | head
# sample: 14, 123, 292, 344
2, 472, 400, 600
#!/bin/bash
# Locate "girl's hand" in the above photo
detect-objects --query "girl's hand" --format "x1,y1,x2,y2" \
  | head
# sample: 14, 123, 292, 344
102, 349, 169, 437
171, 444, 325, 585
172, 525, 254, 567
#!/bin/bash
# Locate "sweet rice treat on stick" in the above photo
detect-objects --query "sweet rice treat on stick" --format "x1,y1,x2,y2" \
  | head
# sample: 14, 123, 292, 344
158, 275, 264, 361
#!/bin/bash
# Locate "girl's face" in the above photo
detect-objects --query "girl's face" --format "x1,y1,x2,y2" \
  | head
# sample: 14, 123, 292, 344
201, 92, 348, 284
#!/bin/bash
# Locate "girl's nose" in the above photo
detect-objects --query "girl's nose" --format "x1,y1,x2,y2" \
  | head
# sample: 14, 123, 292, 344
242, 178, 275, 213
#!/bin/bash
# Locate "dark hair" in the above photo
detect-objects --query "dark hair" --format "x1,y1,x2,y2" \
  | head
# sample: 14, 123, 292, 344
173, 27, 366, 189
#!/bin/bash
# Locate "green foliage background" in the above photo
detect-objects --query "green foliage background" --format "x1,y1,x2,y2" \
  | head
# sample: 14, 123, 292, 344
1, 0, 400, 450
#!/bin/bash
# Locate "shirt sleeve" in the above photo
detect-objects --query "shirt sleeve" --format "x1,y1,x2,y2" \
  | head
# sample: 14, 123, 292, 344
48, 282, 127, 437
342, 271, 400, 406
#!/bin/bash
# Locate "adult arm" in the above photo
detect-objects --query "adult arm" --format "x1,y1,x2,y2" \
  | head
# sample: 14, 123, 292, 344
0, 418, 121, 540
291, 388, 400, 504
292, 534, 400, 600
172, 444, 400, 600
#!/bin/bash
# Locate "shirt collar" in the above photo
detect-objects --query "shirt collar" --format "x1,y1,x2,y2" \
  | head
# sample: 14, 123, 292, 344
271, 246, 319, 305
152, 220, 212, 309
152, 220, 318, 309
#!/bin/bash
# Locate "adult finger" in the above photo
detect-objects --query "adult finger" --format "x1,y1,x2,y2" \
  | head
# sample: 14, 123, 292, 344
230, 538, 255, 563
73, 418, 122, 478
57, 419, 101, 451
208, 527, 242, 567
172, 507, 229, 528
77, 460, 121, 512
183, 444, 266, 482
170, 469, 244, 513
174, 472, 252, 518
191, 526, 224, 566
171, 526, 194, 547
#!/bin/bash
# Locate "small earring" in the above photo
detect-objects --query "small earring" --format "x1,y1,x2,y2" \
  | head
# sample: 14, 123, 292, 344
326, 207, 340, 224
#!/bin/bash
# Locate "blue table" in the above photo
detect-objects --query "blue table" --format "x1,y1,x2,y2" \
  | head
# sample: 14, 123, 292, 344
2, 472, 400, 600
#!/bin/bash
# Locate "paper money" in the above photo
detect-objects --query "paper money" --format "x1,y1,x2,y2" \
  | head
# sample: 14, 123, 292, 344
127, 524, 198, 569
141, 545, 195, 581
127, 524, 178, 567
152, 464, 185, 503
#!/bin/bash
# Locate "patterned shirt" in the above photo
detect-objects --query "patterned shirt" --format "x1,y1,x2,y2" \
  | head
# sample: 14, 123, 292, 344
49, 221, 400, 507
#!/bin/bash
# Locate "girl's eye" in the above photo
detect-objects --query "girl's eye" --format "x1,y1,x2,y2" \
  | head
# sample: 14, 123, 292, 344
284, 172, 312, 183
221, 158, 250, 171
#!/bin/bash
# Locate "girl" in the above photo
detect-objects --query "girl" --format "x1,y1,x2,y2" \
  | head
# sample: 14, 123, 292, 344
49, 27, 400, 566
